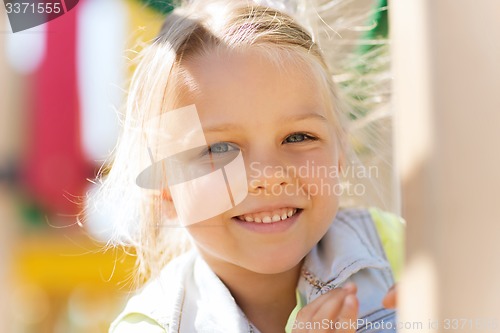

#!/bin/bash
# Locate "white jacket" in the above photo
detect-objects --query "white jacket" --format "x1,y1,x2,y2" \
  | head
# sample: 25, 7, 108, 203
110, 208, 397, 333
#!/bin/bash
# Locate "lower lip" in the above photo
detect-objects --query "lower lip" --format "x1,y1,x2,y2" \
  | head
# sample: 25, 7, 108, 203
232, 210, 301, 234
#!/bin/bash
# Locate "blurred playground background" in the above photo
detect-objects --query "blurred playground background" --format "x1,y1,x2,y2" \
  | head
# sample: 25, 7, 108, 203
0, 1, 169, 332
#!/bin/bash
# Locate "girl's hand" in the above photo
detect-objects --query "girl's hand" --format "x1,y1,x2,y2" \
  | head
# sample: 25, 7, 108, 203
292, 283, 359, 333
382, 284, 397, 309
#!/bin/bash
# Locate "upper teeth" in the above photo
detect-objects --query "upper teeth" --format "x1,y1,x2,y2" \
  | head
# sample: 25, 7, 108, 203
237, 208, 298, 223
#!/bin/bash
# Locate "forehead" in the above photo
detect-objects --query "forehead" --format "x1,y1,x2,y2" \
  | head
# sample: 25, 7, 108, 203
174, 48, 332, 123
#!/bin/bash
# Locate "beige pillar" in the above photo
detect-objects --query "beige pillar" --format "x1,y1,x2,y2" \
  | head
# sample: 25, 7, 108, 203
391, 0, 500, 332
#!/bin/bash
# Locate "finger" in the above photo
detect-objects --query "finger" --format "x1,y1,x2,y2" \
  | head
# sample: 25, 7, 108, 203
382, 285, 397, 309
298, 284, 355, 320
341, 282, 357, 295
293, 283, 360, 333
336, 294, 359, 333
294, 288, 349, 332
310, 291, 346, 320
308, 290, 355, 332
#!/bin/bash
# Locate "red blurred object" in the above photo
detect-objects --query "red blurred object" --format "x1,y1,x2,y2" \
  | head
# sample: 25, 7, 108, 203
22, 3, 91, 217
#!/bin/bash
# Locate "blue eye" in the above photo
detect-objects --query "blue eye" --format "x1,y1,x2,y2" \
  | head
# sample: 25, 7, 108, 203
284, 133, 317, 143
206, 142, 238, 155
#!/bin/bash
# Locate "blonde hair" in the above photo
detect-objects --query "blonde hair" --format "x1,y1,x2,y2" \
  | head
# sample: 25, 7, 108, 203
86, 0, 351, 286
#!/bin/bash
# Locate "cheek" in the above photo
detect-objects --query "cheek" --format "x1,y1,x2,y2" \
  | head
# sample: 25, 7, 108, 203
292, 148, 341, 184
186, 219, 233, 253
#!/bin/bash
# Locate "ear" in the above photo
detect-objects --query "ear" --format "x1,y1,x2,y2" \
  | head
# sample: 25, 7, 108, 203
161, 188, 173, 202
160, 188, 178, 219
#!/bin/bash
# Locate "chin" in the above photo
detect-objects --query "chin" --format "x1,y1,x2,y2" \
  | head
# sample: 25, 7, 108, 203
241, 248, 306, 275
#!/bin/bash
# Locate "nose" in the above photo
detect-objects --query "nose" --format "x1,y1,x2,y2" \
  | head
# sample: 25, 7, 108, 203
245, 150, 294, 194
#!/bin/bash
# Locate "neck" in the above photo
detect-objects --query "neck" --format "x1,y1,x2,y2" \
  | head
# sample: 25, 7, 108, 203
203, 256, 304, 332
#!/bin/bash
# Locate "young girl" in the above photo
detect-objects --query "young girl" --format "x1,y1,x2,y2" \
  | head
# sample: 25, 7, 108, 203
93, 0, 402, 332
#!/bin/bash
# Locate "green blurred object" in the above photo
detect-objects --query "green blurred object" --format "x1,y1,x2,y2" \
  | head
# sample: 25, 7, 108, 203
18, 195, 46, 228
358, 0, 388, 55
341, 0, 390, 121
136, 0, 177, 15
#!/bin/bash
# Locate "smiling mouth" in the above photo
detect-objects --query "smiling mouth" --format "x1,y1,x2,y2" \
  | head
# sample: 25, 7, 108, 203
234, 208, 301, 223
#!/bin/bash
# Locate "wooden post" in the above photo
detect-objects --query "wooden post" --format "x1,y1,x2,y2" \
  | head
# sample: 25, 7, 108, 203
391, 0, 500, 332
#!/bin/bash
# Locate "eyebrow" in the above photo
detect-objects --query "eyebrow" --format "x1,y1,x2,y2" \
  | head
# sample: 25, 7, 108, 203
202, 123, 243, 133
282, 112, 328, 123
202, 112, 328, 133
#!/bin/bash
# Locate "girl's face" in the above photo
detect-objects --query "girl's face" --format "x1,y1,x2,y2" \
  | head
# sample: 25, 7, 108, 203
173, 49, 343, 275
